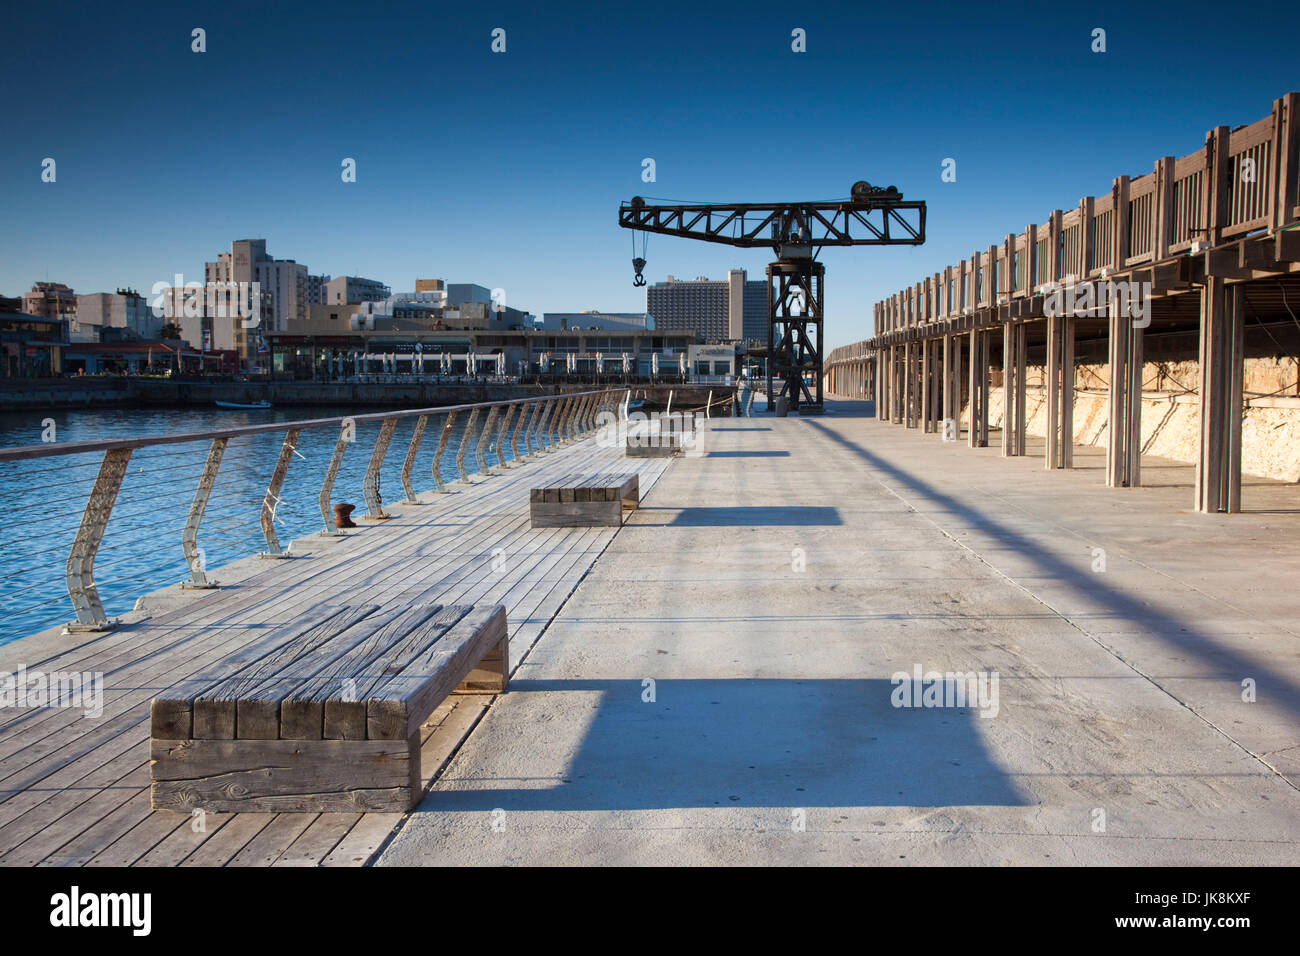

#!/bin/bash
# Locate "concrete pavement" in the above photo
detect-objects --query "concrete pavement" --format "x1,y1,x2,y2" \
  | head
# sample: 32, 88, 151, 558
378, 400, 1300, 865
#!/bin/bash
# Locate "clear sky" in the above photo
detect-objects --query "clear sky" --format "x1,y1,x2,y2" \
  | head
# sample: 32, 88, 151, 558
2, 0, 1295, 349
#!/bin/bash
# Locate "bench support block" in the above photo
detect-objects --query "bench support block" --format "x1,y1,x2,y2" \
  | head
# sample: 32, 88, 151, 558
150, 733, 421, 813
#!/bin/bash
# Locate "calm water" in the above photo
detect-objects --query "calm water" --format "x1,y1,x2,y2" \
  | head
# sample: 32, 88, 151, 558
0, 404, 522, 643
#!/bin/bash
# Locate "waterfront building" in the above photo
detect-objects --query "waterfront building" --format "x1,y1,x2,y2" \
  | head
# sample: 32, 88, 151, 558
540, 312, 654, 332
22, 282, 77, 323
75, 288, 162, 341
0, 312, 64, 376
264, 317, 696, 380
325, 275, 391, 305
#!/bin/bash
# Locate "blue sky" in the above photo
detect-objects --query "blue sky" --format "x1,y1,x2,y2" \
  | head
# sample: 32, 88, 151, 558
2, 0, 1296, 349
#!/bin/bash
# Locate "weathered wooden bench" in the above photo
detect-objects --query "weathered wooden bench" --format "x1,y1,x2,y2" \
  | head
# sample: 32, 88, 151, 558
529, 472, 639, 527
626, 433, 682, 457
150, 602, 507, 813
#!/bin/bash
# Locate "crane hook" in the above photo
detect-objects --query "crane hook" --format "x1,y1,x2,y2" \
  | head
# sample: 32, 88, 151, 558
632, 257, 646, 287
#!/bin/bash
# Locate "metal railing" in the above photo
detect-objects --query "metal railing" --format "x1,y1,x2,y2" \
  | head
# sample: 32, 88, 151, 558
0, 388, 627, 637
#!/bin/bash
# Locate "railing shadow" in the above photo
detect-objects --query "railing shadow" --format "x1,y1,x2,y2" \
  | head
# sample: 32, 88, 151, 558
805, 417, 1300, 723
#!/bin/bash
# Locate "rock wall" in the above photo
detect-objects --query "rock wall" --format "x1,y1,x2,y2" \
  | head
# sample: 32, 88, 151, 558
974, 357, 1300, 483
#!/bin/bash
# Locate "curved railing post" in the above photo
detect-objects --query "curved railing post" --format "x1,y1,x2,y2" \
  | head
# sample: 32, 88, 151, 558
495, 403, 517, 468
319, 421, 351, 535
566, 395, 583, 440
511, 401, 531, 460
363, 417, 397, 520
578, 393, 592, 435
535, 399, 556, 453
571, 395, 588, 438
260, 428, 301, 557
553, 396, 573, 445
401, 414, 428, 504
476, 405, 500, 475
456, 408, 479, 482
517, 398, 538, 455
182, 437, 226, 587
65, 447, 132, 631
431, 411, 456, 493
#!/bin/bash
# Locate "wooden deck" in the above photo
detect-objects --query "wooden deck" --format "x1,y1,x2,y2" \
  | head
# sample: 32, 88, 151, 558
0, 435, 670, 866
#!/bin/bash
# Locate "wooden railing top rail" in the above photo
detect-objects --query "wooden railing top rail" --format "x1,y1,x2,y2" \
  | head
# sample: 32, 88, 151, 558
871, 91, 1300, 339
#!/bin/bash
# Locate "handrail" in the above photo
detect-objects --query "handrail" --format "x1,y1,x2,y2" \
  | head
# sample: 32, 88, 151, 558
2, 387, 626, 634
0, 387, 621, 463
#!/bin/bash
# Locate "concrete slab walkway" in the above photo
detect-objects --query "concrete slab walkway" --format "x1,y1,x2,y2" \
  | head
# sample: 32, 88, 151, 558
379, 400, 1300, 866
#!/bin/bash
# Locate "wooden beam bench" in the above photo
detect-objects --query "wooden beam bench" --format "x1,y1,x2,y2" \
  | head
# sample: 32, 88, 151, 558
149, 602, 507, 813
626, 433, 683, 457
529, 472, 639, 527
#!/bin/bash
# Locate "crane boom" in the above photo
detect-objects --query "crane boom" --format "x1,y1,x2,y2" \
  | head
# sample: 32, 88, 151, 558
618, 189, 926, 252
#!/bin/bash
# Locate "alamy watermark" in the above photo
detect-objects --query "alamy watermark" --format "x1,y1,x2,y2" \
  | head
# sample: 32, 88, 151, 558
890, 665, 999, 718
1, 666, 103, 718
596, 410, 707, 456
1042, 279, 1151, 329
149, 274, 263, 328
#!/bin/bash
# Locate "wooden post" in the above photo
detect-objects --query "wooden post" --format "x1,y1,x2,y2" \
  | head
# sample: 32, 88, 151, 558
896, 345, 906, 424
928, 339, 941, 432
1274, 93, 1300, 229
1106, 299, 1127, 485
1015, 322, 1028, 457
1001, 322, 1014, 456
1060, 316, 1073, 467
1046, 312, 1060, 470
920, 338, 931, 432
953, 332, 963, 439
1127, 312, 1144, 486
1196, 276, 1227, 512
967, 330, 988, 448
1227, 285, 1245, 512
904, 341, 915, 428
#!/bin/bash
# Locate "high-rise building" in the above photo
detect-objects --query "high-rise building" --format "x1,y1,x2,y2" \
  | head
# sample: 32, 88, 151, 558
204, 240, 310, 332
306, 273, 331, 306
741, 275, 768, 343
645, 270, 762, 342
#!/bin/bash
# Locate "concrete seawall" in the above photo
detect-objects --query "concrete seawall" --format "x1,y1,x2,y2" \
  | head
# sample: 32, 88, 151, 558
0, 378, 729, 412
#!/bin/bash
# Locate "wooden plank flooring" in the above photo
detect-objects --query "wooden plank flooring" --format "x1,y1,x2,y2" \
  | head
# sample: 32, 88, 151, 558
0, 434, 669, 866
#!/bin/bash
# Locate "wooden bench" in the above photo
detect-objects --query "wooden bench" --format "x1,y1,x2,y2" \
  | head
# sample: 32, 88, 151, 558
626, 433, 682, 457
149, 602, 507, 813
529, 472, 639, 527
625, 414, 700, 457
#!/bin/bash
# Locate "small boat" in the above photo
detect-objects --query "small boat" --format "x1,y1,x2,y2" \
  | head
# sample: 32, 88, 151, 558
215, 400, 272, 410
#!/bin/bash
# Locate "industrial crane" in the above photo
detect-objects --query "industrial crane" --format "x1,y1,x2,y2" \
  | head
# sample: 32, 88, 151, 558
618, 181, 926, 414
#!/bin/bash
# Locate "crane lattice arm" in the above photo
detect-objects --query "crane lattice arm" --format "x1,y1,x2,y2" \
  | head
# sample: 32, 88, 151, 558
617, 182, 925, 256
